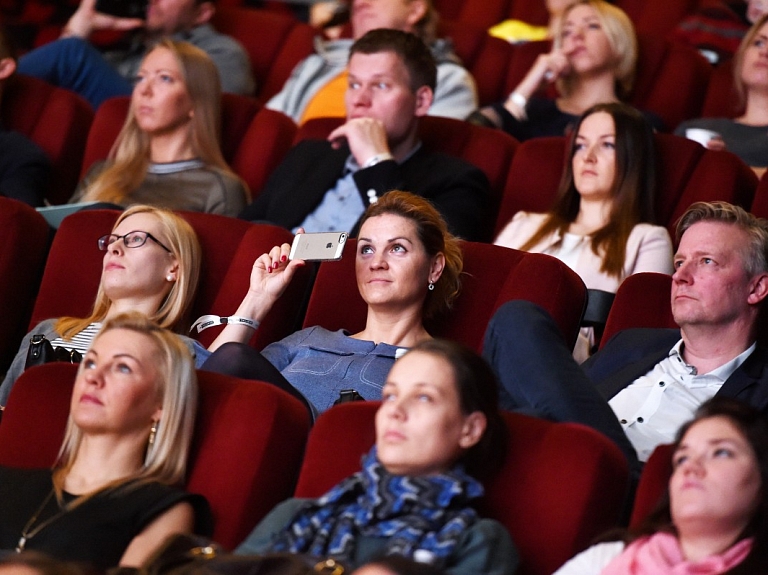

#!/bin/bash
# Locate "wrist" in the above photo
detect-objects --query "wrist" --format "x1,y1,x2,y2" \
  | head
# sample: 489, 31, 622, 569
190, 315, 260, 334
361, 152, 394, 169
505, 91, 528, 121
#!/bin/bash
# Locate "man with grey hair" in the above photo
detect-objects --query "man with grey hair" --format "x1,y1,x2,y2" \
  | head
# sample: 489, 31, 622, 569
484, 201, 768, 471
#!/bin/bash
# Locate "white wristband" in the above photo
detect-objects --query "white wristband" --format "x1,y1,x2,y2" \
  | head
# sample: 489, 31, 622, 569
508, 91, 527, 110
190, 315, 260, 334
361, 153, 394, 169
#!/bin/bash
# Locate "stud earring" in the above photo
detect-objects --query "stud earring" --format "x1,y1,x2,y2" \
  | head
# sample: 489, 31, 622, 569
166, 275, 174, 282
428, 281, 435, 291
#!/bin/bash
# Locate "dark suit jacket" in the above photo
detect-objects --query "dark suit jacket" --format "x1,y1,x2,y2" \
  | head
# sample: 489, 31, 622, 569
583, 328, 768, 413
239, 139, 491, 241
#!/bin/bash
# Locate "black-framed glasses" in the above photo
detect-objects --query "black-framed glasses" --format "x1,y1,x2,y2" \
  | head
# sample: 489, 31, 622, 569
97, 231, 172, 253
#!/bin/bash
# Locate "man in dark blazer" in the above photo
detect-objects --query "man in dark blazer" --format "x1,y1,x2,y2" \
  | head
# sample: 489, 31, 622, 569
484, 201, 768, 472
239, 29, 490, 241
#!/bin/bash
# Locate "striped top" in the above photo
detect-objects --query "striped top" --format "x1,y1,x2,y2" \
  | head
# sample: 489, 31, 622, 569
50, 322, 102, 355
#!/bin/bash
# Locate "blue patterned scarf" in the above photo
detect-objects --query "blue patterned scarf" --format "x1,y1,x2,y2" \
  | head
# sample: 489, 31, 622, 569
268, 447, 483, 567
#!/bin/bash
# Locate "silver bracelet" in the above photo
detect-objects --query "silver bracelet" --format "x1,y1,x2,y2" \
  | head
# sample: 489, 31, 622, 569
508, 91, 527, 110
361, 153, 394, 169
190, 315, 260, 334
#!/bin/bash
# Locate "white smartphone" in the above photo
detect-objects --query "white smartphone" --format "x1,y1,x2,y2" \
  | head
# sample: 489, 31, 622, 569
289, 231, 348, 261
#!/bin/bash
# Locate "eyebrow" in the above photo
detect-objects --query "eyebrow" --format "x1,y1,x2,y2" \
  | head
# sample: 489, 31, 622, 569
358, 236, 414, 244
575, 133, 615, 140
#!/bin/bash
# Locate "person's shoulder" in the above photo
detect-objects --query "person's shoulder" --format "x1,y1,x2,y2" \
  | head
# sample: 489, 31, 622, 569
675, 116, 735, 133
552, 540, 625, 575
446, 518, 518, 575
494, 211, 548, 249
629, 222, 672, 241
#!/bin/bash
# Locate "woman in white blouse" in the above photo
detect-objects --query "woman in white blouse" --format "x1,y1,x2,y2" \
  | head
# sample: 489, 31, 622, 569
495, 102, 673, 360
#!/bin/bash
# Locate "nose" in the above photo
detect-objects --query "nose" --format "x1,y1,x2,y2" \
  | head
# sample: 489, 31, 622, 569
109, 237, 125, 255
350, 85, 372, 109
672, 260, 691, 284
82, 363, 105, 387
384, 397, 406, 421
678, 454, 705, 477
369, 251, 388, 269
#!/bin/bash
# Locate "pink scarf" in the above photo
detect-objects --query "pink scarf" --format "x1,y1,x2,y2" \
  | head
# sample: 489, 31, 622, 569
601, 532, 753, 575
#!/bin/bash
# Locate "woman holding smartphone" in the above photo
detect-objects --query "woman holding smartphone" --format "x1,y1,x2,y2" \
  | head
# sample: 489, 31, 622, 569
200, 191, 463, 418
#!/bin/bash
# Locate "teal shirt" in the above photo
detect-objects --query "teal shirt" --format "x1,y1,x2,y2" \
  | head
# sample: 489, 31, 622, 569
235, 498, 519, 575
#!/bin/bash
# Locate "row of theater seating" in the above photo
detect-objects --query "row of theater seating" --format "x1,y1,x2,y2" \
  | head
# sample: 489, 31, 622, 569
207, 6, 719, 130
5, 72, 767, 241
0, 358, 675, 575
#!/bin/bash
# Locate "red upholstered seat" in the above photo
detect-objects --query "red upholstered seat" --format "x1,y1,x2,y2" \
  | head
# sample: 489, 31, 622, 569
435, 0, 697, 37
701, 60, 742, 119
629, 443, 675, 529
210, 6, 316, 102
750, 170, 768, 219
0, 363, 311, 550
2, 74, 93, 204
302, 239, 586, 352
28, 210, 310, 351
80, 94, 296, 195
497, 133, 758, 238
0, 198, 50, 371
294, 401, 629, 575
599, 272, 675, 350
294, 116, 518, 240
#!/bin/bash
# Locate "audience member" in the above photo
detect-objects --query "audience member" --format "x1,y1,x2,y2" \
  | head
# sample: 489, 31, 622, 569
241, 29, 489, 241
469, 0, 662, 140
0, 313, 210, 570
670, 0, 753, 64
553, 397, 768, 574
235, 339, 518, 575
205, 191, 462, 417
0, 28, 50, 207
16, 0, 254, 109
676, 14, 768, 177
69, 39, 248, 216
495, 103, 673, 360
484, 201, 768, 473
268, 0, 476, 123
0, 205, 209, 405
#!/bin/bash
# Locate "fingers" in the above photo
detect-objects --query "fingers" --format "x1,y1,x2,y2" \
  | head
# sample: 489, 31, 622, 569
261, 243, 292, 273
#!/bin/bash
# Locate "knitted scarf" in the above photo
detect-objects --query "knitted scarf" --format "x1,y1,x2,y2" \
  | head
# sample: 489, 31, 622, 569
601, 532, 753, 575
269, 447, 484, 567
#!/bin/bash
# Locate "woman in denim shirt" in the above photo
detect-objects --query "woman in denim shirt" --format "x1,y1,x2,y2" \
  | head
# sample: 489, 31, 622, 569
201, 191, 464, 417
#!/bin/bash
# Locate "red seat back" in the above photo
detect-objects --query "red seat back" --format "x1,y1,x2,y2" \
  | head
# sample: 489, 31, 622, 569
294, 402, 629, 575
498, 133, 758, 238
210, 6, 316, 102
2, 74, 93, 204
600, 272, 675, 349
0, 363, 311, 550
629, 443, 675, 529
0, 198, 50, 371
302, 239, 586, 353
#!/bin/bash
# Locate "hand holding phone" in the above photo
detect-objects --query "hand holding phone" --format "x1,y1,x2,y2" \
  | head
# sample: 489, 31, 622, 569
289, 232, 348, 261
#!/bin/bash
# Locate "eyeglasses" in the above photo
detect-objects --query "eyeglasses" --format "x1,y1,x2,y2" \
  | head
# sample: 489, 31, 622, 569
97, 231, 172, 253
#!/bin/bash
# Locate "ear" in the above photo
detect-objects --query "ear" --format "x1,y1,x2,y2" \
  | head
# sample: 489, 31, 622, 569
428, 252, 445, 285
413, 85, 433, 117
166, 261, 179, 283
0, 57, 16, 81
193, 2, 215, 26
747, 272, 768, 305
458, 412, 487, 449
405, 0, 428, 30
151, 408, 163, 424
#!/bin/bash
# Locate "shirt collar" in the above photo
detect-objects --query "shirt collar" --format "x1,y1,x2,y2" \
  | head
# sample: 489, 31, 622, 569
668, 339, 757, 382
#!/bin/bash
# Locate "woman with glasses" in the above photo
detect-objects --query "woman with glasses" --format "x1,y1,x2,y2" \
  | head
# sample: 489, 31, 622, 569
0, 205, 212, 406
67, 39, 247, 216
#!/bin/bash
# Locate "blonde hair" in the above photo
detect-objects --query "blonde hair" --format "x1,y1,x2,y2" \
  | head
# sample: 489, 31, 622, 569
54, 312, 198, 496
734, 14, 768, 109
555, 0, 637, 99
54, 205, 201, 338
80, 39, 247, 204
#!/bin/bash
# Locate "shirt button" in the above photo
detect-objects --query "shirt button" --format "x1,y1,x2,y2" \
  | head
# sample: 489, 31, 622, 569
620, 419, 627, 424
637, 417, 644, 423
367, 189, 378, 204
659, 382, 665, 387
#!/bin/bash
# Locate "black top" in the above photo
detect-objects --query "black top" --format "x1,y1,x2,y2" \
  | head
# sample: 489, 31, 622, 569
0, 467, 211, 570
0, 130, 50, 207
491, 97, 665, 141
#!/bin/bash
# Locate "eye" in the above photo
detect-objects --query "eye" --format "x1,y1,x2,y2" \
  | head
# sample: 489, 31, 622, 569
160, 74, 173, 83
114, 362, 133, 375
587, 22, 601, 30
713, 447, 734, 458
417, 393, 433, 402
602, 141, 615, 150
674, 259, 684, 268
83, 358, 96, 369
133, 74, 145, 85
390, 244, 406, 253
573, 142, 586, 151
672, 453, 688, 468
348, 80, 361, 90
376, 82, 389, 90
359, 244, 374, 255
382, 391, 396, 401
702, 257, 713, 265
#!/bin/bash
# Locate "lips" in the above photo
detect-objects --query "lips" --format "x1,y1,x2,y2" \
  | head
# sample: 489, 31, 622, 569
382, 429, 406, 441
79, 393, 103, 406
